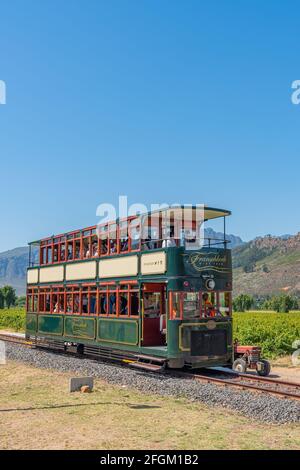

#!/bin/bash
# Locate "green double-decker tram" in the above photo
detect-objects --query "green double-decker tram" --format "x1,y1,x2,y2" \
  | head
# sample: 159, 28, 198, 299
26, 206, 233, 371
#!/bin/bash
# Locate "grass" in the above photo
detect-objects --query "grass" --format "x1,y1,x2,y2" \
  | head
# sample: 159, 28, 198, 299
0, 360, 299, 450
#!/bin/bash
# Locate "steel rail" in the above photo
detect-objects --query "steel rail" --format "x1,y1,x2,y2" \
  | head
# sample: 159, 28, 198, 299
182, 370, 300, 401
0, 333, 32, 346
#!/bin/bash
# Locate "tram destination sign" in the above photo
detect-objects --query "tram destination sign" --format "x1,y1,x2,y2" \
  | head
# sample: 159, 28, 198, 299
183, 248, 232, 278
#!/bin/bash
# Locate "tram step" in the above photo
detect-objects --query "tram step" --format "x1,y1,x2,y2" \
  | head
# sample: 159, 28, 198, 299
130, 362, 165, 372
134, 354, 166, 364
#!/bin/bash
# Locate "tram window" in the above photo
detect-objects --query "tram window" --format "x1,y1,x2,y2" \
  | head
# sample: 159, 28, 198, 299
41, 247, 46, 264
83, 238, 91, 258
47, 246, 52, 264
118, 285, 128, 315
110, 239, 117, 254
52, 294, 58, 312
33, 292, 38, 312
67, 241, 73, 260
119, 292, 128, 315
82, 293, 88, 314
108, 292, 116, 314
91, 235, 99, 257
60, 243, 66, 261
73, 294, 80, 313
39, 292, 45, 312
90, 293, 97, 314
109, 224, 117, 255
183, 292, 200, 319
58, 293, 65, 313
66, 294, 72, 312
218, 292, 231, 316
101, 238, 108, 255
201, 292, 217, 318
130, 291, 139, 316
99, 292, 107, 314
130, 223, 140, 251
45, 293, 51, 312
100, 226, 108, 255
144, 292, 160, 317
170, 292, 181, 319
74, 239, 81, 259
53, 244, 59, 262
120, 222, 129, 253
27, 293, 33, 312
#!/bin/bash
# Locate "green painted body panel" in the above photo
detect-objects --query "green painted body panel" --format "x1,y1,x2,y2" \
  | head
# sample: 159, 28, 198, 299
167, 318, 232, 361
38, 315, 63, 335
64, 316, 96, 340
98, 318, 139, 346
26, 313, 37, 334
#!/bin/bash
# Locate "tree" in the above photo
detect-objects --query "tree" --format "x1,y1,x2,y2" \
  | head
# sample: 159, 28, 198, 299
2, 285, 17, 309
15, 296, 26, 308
243, 262, 255, 273
262, 298, 272, 310
269, 294, 296, 313
233, 294, 254, 312
0, 289, 4, 309
262, 263, 269, 273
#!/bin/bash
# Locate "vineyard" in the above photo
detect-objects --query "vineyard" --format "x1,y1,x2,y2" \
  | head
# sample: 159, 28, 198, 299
1, 309, 300, 359
0, 308, 25, 331
233, 311, 300, 358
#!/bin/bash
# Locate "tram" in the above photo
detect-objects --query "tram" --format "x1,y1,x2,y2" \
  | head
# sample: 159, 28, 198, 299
26, 206, 233, 371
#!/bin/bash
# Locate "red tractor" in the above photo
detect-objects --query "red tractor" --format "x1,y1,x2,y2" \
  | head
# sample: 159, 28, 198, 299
233, 343, 271, 376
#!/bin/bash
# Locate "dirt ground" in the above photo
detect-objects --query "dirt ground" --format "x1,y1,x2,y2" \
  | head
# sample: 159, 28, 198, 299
0, 360, 299, 450
270, 357, 300, 384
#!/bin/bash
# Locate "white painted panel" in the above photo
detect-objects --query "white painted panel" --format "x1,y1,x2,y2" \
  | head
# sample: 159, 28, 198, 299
99, 256, 138, 278
27, 268, 39, 284
66, 261, 97, 281
141, 252, 167, 275
39, 265, 64, 283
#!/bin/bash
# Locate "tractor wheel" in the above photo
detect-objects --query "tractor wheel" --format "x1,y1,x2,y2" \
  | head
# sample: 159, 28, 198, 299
257, 360, 271, 377
232, 358, 247, 374
292, 349, 300, 366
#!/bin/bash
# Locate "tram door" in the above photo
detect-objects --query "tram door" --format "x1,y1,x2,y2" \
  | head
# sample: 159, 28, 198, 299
142, 283, 167, 347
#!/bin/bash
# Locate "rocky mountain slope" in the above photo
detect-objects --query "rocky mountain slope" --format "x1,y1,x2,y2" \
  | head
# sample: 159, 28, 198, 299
0, 247, 30, 295
232, 233, 300, 297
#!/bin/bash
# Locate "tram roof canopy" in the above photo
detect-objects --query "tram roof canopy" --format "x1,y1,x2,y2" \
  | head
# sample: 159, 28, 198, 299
143, 205, 231, 222
29, 205, 231, 245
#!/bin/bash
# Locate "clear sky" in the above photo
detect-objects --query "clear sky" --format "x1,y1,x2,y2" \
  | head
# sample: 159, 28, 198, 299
0, 0, 300, 251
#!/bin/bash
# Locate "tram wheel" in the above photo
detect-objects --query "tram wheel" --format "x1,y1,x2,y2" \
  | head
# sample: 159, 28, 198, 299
232, 358, 247, 374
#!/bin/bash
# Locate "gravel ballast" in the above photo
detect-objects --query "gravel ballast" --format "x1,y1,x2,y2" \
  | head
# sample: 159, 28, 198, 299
6, 342, 300, 424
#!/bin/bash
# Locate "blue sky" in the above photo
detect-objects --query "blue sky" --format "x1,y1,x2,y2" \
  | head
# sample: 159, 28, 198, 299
0, 0, 300, 251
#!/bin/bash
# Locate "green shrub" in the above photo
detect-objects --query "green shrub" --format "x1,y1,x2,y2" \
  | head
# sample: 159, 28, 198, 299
233, 311, 300, 358
0, 308, 25, 331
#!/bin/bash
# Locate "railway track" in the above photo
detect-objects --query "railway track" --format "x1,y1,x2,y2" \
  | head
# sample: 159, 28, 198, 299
177, 369, 300, 401
0, 332, 32, 346
1, 332, 300, 401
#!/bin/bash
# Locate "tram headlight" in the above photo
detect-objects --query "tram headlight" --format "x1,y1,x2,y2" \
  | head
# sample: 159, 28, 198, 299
206, 279, 215, 290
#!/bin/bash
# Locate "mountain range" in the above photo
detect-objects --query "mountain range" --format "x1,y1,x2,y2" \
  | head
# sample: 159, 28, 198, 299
1, 230, 299, 298
233, 233, 300, 297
